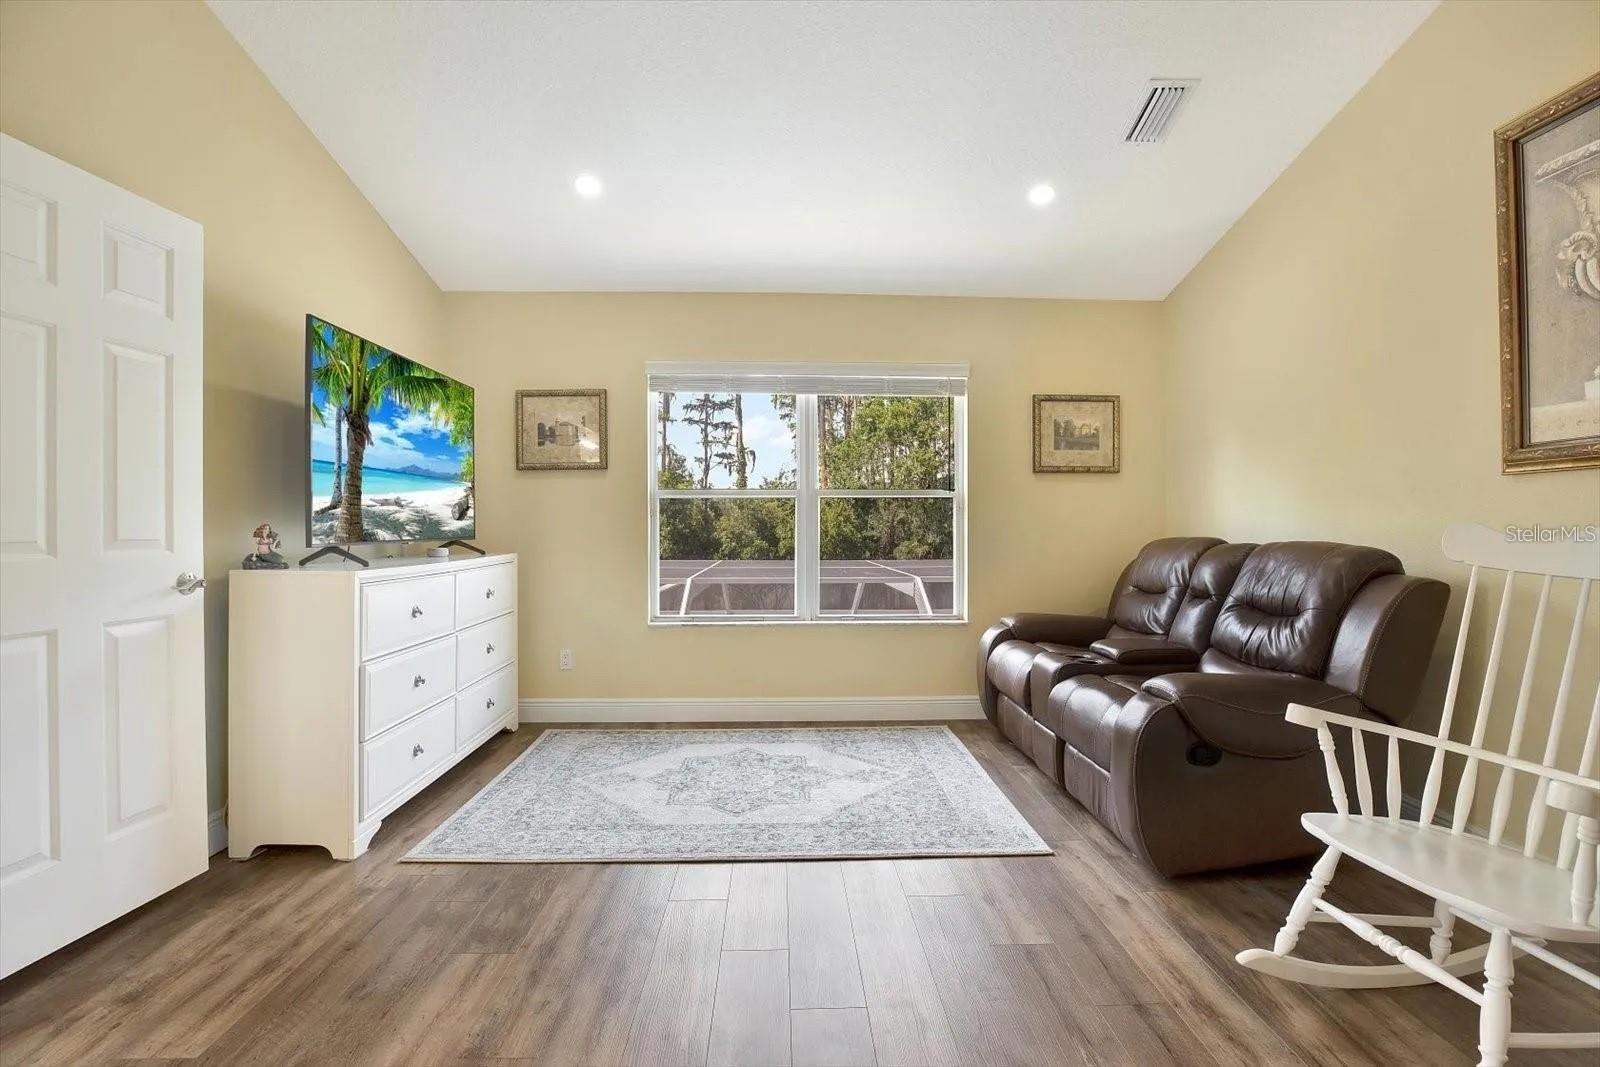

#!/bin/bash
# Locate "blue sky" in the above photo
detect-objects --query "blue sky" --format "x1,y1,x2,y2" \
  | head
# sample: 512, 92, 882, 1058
660, 392, 794, 487
311, 368, 470, 477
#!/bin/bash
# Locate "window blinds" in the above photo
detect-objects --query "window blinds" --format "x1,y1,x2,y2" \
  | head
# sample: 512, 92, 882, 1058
645, 361, 968, 398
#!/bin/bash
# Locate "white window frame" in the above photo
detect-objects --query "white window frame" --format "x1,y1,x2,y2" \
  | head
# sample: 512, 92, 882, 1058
645, 362, 968, 626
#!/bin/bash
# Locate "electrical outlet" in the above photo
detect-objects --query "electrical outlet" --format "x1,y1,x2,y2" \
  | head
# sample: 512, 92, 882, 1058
559, 649, 573, 671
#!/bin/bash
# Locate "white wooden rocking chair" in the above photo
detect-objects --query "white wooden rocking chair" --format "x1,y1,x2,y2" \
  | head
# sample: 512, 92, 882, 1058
1237, 523, 1600, 1066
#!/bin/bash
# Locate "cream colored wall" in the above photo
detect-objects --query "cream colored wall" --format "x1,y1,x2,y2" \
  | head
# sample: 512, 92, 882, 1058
447, 292, 1166, 699
1162, 0, 1600, 839
0, 0, 447, 811
0, 0, 1166, 808
8, 0, 1589, 837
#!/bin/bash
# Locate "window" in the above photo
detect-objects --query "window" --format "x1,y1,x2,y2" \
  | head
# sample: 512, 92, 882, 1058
648, 363, 967, 623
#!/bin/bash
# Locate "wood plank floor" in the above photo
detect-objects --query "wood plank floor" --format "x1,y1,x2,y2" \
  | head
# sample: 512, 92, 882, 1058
3, 720, 1597, 1066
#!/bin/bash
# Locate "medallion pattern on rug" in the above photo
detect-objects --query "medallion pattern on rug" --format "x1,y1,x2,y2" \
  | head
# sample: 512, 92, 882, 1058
405, 726, 1050, 862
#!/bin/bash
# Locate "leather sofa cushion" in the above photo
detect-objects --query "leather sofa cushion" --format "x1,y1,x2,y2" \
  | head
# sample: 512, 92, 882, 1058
989, 640, 1045, 710
1107, 537, 1223, 637
1209, 542, 1401, 676
1027, 646, 1123, 712
1167, 543, 1257, 653
1041, 674, 1145, 770
1087, 636, 1197, 666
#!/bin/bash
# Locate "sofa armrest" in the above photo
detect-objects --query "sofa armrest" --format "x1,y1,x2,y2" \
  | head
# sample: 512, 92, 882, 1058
1324, 573, 1450, 725
1104, 692, 1333, 876
977, 621, 1020, 722
998, 613, 1112, 647
1088, 636, 1198, 667
1139, 673, 1364, 759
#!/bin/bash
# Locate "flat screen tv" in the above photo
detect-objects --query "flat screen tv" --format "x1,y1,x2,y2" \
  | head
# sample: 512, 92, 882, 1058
306, 315, 475, 546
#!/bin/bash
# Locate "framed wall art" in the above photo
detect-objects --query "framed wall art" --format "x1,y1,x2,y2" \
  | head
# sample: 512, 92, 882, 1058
1496, 72, 1600, 473
515, 389, 608, 470
1033, 394, 1119, 473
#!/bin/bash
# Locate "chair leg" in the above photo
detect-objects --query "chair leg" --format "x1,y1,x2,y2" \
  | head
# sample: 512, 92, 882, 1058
1428, 899, 1456, 964
1274, 846, 1340, 956
1477, 927, 1514, 1067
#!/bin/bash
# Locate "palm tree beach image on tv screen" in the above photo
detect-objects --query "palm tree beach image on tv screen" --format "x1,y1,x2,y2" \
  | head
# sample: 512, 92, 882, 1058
307, 316, 475, 544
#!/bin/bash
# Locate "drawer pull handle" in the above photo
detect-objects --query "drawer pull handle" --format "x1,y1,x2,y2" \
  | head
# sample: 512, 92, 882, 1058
410, 606, 424, 619
486, 698, 496, 710
486, 643, 495, 654
412, 744, 424, 758
413, 674, 426, 688
485, 588, 495, 599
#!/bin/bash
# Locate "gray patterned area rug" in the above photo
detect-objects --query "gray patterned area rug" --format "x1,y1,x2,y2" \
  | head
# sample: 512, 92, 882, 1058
404, 726, 1050, 863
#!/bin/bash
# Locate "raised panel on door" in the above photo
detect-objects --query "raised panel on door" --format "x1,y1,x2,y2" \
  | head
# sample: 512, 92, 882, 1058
0, 631, 58, 882
101, 225, 172, 318
103, 341, 172, 551
0, 182, 56, 283
0, 315, 55, 558
104, 617, 173, 832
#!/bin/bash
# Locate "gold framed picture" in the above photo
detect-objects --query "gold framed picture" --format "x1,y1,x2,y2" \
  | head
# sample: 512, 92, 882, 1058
515, 389, 607, 470
1033, 394, 1119, 473
1495, 72, 1600, 473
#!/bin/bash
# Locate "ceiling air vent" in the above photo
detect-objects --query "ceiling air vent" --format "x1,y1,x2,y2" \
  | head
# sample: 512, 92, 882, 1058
1125, 79, 1197, 144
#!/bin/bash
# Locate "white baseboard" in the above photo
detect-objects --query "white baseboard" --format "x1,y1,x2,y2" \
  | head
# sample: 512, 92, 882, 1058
518, 695, 983, 724
208, 809, 228, 856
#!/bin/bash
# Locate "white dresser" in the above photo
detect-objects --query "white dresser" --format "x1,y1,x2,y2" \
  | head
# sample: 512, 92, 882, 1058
227, 553, 518, 860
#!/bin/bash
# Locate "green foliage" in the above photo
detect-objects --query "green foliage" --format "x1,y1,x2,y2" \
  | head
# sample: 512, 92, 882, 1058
657, 499, 794, 562
821, 396, 952, 490
437, 380, 475, 482
657, 394, 954, 566
716, 498, 795, 560
820, 498, 952, 560
678, 393, 741, 489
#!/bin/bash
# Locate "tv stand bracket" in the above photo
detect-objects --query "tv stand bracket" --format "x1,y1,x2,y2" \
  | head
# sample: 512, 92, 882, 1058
299, 545, 369, 568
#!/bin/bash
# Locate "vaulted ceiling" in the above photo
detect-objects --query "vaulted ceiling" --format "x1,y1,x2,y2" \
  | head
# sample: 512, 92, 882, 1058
210, 0, 1436, 298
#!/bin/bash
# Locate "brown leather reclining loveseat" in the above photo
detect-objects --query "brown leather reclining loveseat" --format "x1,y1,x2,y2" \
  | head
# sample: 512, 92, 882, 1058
979, 538, 1449, 875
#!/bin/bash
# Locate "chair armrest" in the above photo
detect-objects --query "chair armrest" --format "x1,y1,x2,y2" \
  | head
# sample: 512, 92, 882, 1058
1546, 780, 1600, 819
1141, 673, 1364, 759
998, 613, 1112, 647
1088, 636, 1198, 667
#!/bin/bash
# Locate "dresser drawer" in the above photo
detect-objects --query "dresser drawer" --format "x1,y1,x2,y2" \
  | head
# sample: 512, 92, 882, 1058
361, 697, 455, 817
456, 562, 515, 629
361, 636, 457, 740
456, 613, 515, 687
362, 574, 455, 658
457, 664, 516, 746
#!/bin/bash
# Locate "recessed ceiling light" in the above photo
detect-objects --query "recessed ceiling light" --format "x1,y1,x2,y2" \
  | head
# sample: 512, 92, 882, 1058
1027, 183, 1057, 207
574, 173, 603, 199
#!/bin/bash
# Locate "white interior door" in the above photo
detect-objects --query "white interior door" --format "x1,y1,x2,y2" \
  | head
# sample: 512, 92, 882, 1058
0, 134, 206, 978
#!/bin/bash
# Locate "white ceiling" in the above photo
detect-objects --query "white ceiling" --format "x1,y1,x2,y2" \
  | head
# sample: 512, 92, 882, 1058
209, 0, 1435, 299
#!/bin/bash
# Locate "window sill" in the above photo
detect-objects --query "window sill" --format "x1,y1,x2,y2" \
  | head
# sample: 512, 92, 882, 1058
648, 616, 969, 628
